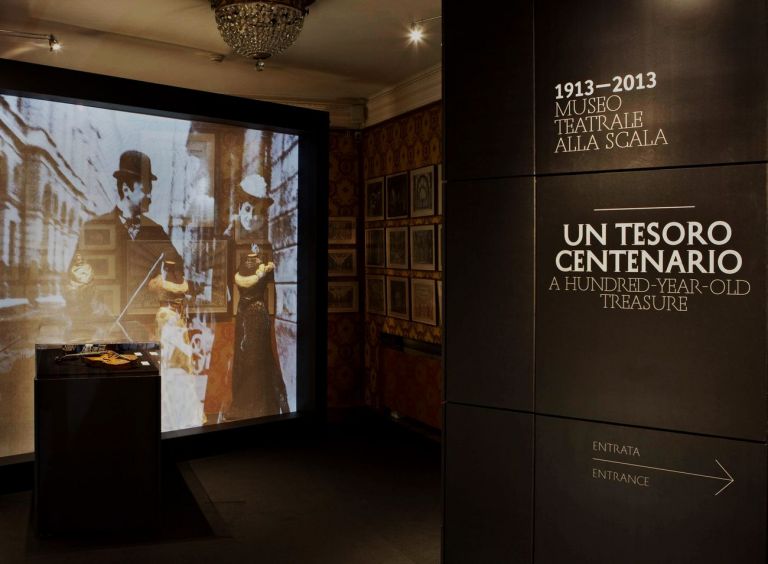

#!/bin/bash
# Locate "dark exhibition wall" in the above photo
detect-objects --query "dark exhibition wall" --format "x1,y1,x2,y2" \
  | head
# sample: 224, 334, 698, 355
444, 0, 768, 562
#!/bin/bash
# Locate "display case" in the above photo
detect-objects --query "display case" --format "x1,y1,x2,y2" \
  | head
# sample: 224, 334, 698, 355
34, 343, 161, 534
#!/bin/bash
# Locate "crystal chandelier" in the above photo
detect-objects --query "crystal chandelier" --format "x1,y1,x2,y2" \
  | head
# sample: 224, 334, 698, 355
211, 0, 314, 70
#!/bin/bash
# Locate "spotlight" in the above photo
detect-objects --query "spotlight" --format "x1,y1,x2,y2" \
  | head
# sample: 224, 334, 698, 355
408, 24, 425, 44
406, 15, 441, 47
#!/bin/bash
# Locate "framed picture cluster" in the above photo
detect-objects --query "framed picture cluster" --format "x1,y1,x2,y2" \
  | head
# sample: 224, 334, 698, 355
368, 275, 440, 326
363, 164, 443, 327
328, 216, 358, 313
365, 165, 444, 223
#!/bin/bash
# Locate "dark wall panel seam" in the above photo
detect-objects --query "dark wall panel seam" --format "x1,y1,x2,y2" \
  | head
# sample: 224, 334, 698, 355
533, 159, 768, 179
446, 401, 768, 446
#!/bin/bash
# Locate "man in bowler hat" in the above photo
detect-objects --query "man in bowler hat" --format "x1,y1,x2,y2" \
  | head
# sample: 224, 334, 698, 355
69, 150, 182, 324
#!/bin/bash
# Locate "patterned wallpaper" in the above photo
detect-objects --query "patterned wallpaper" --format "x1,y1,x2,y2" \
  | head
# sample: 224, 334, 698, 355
327, 130, 364, 408
326, 103, 444, 429
361, 102, 443, 429
380, 347, 442, 430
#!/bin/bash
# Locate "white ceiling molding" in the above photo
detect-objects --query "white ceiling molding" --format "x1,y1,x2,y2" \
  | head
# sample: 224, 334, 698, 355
364, 63, 442, 128
269, 62, 443, 130
267, 63, 443, 130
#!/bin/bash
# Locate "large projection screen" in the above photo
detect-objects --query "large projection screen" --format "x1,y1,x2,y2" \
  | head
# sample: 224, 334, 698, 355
0, 60, 327, 458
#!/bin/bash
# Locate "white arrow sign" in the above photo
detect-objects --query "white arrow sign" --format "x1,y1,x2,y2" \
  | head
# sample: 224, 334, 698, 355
592, 457, 734, 496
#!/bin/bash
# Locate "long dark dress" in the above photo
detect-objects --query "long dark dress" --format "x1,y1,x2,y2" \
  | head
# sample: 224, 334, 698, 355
227, 268, 289, 419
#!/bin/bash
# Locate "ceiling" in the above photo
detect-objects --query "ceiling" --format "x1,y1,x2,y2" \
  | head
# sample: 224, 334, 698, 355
0, 0, 442, 124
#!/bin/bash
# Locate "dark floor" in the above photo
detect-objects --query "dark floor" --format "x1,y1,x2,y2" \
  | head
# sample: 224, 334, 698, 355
0, 415, 441, 564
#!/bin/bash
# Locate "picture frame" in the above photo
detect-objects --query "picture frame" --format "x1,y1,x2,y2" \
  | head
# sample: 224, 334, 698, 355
386, 226, 409, 269
328, 249, 357, 277
410, 225, 436, 271
328, 217, 356, 244
328, 281, 358, 313
81, 224, 116, 251
437, 163, 443, 216
385, 172, 409, 219
437, 280, 443, 326
438, 224, 443, 272
386, 276, 410, 320
366, 275, 386, 315
410, 165, 435, 217
365, 228, 386, 267
365, 177, 385, 220
411, 278, 437, 326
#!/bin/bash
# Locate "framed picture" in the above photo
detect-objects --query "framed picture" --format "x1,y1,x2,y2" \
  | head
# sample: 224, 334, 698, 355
386, 226, 408, 269
365, 228, 385, 267
328, 249, 357, 277
365, 177, 385, 220
386, 276, 410, 320
410, 225, 435, 271
437, 163, 443, 216
328, 281, 358, 313
385, 172, 409, 219
366, 275, 386, 315
88, 254, 116, 280
410, 165, 435, 217
438, 224, 443, 272
189, 239, 229, 314
329, 217, 356, 244
81, 224, 116, 251
93, 284, 121, 316
411, 278, 437, 326
437, 280, 443, 326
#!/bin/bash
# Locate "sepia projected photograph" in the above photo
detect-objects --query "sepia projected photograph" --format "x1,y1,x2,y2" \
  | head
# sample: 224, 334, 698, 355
0, 94, 300, 456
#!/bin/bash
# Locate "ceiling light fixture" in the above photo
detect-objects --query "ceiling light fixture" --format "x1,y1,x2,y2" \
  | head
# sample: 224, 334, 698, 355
0, 29, 61, 52
210, 0, 314, 71
408, 15, 441, 45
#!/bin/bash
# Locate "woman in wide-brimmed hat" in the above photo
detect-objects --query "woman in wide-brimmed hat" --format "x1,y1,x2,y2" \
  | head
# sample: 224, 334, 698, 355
223, 173, 274, 241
